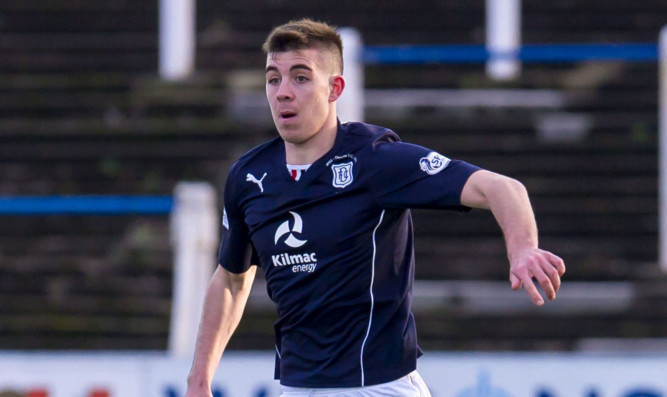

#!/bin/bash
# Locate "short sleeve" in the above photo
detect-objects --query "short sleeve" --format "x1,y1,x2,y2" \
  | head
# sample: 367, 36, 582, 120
369, 140, 481, 210
217, 164, 255, 273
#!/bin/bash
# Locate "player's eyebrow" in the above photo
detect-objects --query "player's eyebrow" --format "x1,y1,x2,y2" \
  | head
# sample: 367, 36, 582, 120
289, 64, 313, 72
265, 64, 313, 74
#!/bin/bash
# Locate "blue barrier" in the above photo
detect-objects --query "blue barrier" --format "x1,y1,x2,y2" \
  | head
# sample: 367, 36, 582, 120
363, 43, 658, 64
0, 196, 173, 215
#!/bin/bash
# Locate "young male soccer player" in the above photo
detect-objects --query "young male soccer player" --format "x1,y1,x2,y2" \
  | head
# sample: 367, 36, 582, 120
186, 19, 565, 397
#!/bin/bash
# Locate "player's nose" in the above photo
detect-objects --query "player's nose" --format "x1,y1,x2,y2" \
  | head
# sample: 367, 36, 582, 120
275, 81, 294, 101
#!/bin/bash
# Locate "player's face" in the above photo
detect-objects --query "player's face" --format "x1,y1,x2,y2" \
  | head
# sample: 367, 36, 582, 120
265, 48, 340, 146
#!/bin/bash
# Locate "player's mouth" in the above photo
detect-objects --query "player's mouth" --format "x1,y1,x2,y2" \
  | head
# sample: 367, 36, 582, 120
280, 110, 297, 120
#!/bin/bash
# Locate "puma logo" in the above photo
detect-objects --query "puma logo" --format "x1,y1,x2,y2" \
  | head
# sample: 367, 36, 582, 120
246, 172, 267, 193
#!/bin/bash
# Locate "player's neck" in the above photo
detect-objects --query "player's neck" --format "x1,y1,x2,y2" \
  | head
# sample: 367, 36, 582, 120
284, 118, 338, 165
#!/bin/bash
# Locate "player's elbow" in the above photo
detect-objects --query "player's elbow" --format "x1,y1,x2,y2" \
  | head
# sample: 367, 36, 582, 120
501, 174, 528, 196
490, 173, 529, 203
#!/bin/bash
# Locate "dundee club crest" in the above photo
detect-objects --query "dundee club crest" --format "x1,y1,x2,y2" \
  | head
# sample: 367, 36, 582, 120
331, 161, 354, 188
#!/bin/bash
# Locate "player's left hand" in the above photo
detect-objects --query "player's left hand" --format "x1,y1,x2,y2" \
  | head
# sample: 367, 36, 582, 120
509, 247, 565, 305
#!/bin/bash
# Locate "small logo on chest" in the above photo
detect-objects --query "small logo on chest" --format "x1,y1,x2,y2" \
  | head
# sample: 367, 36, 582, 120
246, 172, 267, 192
331, 161, 354, 188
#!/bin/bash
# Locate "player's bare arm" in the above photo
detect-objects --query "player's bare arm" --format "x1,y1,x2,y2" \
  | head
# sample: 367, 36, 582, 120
460, 170, 566, 305
186, 263, 257, 397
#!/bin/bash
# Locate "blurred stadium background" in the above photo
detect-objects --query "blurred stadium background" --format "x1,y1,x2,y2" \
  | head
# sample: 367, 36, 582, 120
0, 0, 666, 395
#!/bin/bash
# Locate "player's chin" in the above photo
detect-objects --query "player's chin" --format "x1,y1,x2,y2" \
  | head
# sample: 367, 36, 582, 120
277, 128, 310, 144
275, 117, 296, 129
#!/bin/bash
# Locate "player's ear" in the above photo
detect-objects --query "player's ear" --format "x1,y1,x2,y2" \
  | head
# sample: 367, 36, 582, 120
329, 75, 345, 102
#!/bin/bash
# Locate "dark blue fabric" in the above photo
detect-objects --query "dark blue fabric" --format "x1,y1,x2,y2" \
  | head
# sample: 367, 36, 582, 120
218, 122, 481, 387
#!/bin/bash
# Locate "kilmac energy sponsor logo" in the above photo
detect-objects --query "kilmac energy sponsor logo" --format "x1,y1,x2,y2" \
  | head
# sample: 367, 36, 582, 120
272, 211, 317, 273
271, 252, 317, 273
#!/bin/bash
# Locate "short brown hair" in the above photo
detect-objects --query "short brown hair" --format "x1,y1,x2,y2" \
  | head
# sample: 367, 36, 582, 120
262, 18, 344, 74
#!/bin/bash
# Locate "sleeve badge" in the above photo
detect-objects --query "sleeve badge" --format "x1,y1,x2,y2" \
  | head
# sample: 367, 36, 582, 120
419, 152, 451, 175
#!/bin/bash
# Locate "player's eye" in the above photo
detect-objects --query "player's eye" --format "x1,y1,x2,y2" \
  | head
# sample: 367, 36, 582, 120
267, 77, 280, 85
295, 75, 309, 83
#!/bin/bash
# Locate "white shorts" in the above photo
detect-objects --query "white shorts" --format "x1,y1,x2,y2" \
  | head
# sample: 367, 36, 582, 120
279, 370, 432, 397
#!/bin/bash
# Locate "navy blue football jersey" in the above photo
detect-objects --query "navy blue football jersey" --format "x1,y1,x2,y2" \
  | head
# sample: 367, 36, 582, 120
218, 121, 481, 388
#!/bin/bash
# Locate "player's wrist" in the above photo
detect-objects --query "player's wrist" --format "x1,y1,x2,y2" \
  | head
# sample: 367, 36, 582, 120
506, 242, 538, 264
187, 372, 212, 389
